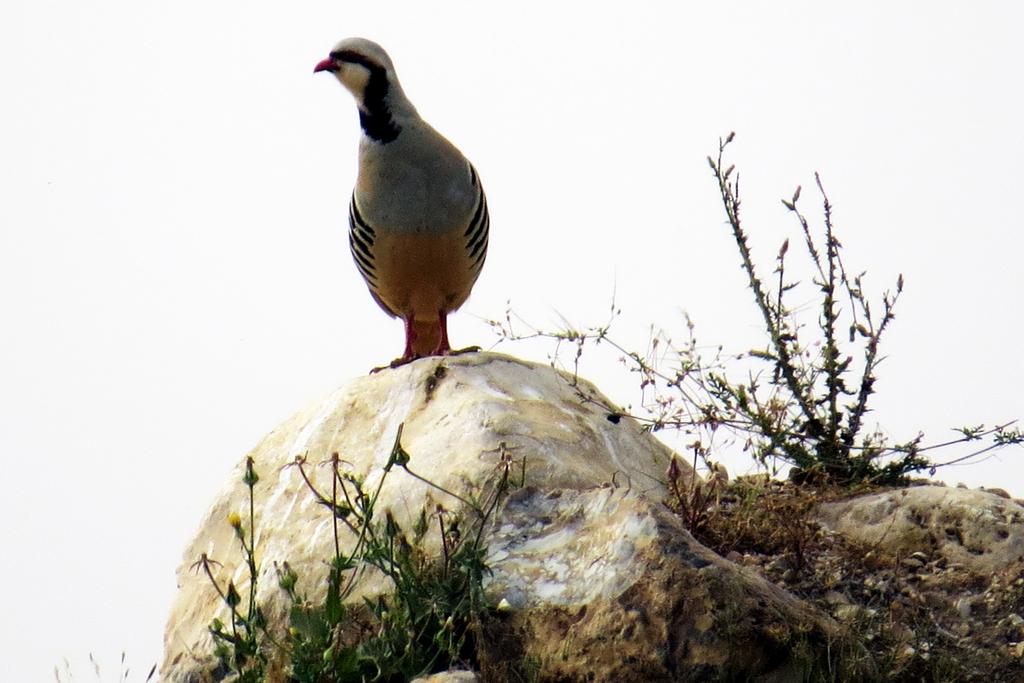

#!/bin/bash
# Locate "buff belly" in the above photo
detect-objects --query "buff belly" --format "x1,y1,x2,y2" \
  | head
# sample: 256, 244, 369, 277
364, 227, 478, 325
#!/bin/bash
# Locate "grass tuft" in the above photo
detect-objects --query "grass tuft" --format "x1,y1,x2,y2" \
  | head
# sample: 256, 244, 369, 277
195, 425, 520, 682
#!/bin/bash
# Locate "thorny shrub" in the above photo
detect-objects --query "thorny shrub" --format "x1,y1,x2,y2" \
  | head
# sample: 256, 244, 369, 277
490, 133, 1022, 487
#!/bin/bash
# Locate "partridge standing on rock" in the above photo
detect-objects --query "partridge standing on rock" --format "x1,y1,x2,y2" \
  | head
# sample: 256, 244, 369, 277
314, 38, 489, 367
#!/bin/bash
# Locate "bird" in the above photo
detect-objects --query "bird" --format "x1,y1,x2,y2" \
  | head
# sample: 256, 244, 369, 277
314, 38, 489, 368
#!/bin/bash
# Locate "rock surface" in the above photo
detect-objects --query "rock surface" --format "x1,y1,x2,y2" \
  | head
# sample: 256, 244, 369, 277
816, 485, 1024, 572
161, 353, 688, 681
699, 477, 1024, 680
479, 486, 863, 681
162, 349, 1024, 681
410, 672, 479, 683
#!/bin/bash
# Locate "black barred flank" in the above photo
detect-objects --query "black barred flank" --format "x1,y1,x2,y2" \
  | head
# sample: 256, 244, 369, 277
466, 194, 488, 252
347, 194, 379, 284
469, 215, 489, 261
464, 191, 486, 237
350, 236, 375, 271
348, 236, 376, 274
471, 231, 488, 269
352, 257, 378, 285
348, 234, 377, 282
349, 196, 376, 240
463, 162, 489, 270
465, 220, 486, 253
350, 225, 374, 260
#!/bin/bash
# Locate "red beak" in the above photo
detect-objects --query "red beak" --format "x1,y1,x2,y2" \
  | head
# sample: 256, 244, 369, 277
314, 58, 337, 74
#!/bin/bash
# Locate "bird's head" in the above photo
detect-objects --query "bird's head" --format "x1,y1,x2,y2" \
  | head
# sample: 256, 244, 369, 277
314, 37, 399, 105
315, 38, 416, 143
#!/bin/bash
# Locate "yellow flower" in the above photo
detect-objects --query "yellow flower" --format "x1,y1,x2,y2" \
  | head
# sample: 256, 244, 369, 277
227, 512, 242, 528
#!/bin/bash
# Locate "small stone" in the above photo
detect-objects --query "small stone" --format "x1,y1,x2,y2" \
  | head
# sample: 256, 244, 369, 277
897, 644, 916, 661
767, 556, 793, 573
955, 596, 973, 618
725, 550, 742, 563
1012, 642, 1024, 658
954, 622, 971, 637
833, 604, 875, 623
411, 671, 480, 683
833, 604, 859, 622
901, 556, 925, 570
824, 591, 850, 606
889, 623, 913, 642
1002, 613, 1024, 639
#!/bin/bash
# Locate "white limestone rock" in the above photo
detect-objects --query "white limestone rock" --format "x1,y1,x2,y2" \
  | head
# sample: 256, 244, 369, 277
161, 353, 683, 681
815, 485, 1024, 572
410, 671, 479, 683
476, 486, 863, 682
160, 351, 869, 682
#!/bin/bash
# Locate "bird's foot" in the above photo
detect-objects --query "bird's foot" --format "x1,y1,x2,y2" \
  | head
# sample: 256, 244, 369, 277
369, 354, 421, 374
440, 345, 481, 357
369, 347, 480, 373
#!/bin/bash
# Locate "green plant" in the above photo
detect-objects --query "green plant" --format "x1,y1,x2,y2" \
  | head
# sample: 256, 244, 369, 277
196, 426, 518, 682
192, 456, 266, 682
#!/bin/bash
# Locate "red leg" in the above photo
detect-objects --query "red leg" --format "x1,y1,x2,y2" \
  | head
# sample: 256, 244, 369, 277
432, 309, 451, 356
402, 316, 418, 361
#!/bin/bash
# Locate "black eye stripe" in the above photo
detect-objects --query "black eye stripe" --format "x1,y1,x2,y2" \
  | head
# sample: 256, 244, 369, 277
329, 50, 380, 72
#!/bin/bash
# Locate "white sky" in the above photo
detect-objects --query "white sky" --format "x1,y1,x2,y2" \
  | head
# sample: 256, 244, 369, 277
2, 1, 1022, 680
